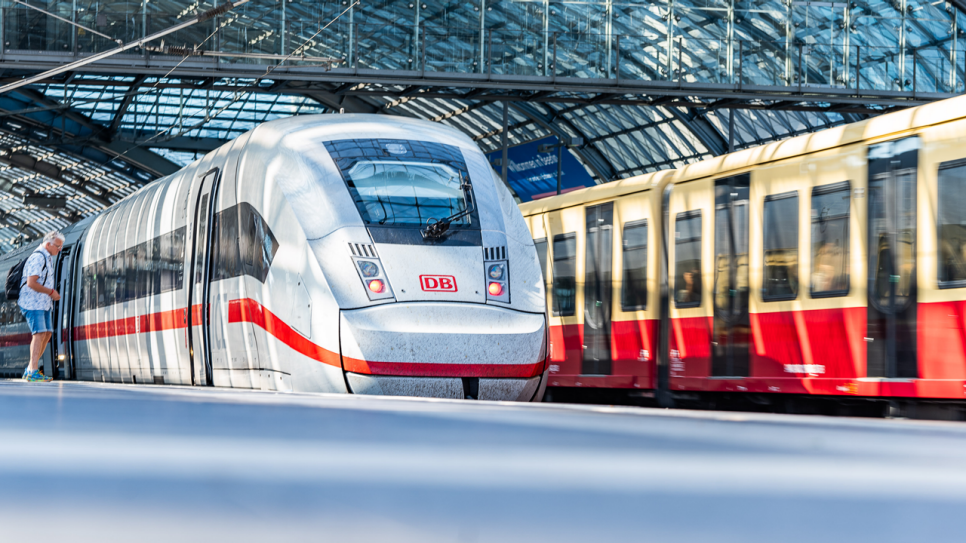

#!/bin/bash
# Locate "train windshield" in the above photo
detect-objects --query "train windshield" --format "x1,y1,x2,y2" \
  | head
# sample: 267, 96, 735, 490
324, 139, 478, 230
344, 161, 469, 227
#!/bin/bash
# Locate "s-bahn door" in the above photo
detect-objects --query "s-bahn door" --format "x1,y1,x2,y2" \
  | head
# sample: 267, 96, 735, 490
583, 202, 613, 375
188, 168, 220, 386
867, 138, 919, 378
712, 174, 751, 377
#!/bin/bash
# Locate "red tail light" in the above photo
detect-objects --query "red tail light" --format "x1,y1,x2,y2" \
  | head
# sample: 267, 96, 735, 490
368, 279, 386, 293
488, 282, 504, 296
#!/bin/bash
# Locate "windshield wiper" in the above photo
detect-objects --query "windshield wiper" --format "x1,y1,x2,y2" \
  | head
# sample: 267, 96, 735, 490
421, 177, 474, 240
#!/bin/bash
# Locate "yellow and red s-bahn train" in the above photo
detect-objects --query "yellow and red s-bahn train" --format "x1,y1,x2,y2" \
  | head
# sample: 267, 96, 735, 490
520, 93, 966, 414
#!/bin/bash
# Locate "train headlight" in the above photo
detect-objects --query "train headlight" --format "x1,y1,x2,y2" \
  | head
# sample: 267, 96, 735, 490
349, 242, 393, 301
484, 259, 509, 303
358, 260, 380, 277
367, 279, 386, 293
487, 263, 505, 280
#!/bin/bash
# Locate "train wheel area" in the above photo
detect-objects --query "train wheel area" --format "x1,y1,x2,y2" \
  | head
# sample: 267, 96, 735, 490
545, 386, 966, 421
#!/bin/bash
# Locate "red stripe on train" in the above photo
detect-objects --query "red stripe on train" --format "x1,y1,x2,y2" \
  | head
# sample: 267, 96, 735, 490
65, 298, 539, 378
72, 306, 200, 341
227, 298, 341, 368
341, 356, 545, 378
0, 332, 33, 347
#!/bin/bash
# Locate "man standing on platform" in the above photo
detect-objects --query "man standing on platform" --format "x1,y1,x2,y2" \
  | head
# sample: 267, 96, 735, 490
20, 231, 63, 382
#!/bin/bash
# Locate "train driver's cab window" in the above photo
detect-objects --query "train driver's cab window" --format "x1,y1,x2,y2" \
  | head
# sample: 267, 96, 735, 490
939, 160, 966, 287
621, 220, 647, 311
810, 182, 850, 297
324, 139, 478, 235
762, 192, 799, 301
551, 233, 576, 316
674, 211, 702, 307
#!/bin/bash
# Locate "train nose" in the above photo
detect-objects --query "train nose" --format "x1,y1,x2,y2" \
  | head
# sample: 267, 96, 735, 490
339, 302, 546, 400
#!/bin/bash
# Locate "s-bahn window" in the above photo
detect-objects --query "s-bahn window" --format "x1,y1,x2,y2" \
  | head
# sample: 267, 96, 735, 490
674, 211, 702, 308
212, 202, 279, 283
551, 233, 577, 317
763, 192, 799, 301
811, 182, 850, 297
621, 220, 647, 311
939, 161, 966, 287
533, 237, 549, 290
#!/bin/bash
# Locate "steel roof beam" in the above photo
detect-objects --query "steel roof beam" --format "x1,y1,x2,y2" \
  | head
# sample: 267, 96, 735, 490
107, 75, 148, 137
667, 108, 728, 157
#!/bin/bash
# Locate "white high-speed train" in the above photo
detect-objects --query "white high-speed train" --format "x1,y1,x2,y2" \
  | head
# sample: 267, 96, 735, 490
0, 115, 549, 401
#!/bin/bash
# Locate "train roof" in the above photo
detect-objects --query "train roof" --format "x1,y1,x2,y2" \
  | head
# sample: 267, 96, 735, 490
519, 92, 966, 217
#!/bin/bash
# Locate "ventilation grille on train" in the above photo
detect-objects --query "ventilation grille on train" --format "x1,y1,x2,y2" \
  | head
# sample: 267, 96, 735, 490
484, 246, 506, 261
348, 243, 378, 258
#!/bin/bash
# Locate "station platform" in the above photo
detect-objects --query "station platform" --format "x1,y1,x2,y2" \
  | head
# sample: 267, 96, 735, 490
0, 380, 963, 542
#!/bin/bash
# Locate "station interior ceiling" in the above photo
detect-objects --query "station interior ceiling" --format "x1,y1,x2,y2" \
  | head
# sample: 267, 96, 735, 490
0, 0, 960, 251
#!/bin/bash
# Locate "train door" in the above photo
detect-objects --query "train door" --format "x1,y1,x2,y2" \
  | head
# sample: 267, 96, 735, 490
187, 168, 220, 386
712, 174, 751, 377
50, 243, 79, 379
583, 202, 613, 375
866, 137, 919, 378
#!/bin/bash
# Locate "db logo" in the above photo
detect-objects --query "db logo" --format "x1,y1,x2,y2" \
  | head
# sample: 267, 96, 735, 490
420, 275, 457, 292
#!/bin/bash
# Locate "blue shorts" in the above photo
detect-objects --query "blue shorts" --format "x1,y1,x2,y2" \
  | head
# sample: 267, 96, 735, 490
20, 308, 52, 334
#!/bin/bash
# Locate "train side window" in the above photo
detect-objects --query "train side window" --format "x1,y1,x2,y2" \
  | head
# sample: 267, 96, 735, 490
533, 237, 549, 289
79, 265, 87, 311
159, 232, 175, 293
939, 161, 966, 287
172, 227, 186, 290
674, 211, 702, 308
124, 247, 138, 303
150, 237, 162, 295
213, 205, 240, 281
551, 233, 577, 317
763, 192, 799, 301
621, 220, 647, 311
810, 182, 850, 297
95, 259, 107, 309
240, 203, 279, 283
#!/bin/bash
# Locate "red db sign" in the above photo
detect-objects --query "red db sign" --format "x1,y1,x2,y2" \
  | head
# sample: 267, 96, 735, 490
420, 275, 457, 292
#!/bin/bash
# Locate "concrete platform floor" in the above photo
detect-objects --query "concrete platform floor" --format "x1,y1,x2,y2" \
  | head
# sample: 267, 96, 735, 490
0, 380, 964, 542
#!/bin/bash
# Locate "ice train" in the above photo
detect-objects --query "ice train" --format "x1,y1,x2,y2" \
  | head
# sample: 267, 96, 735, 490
0, 115, 548, 401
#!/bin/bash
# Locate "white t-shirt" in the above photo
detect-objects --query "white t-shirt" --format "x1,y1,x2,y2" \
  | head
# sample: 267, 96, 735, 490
18, 247, 54, 311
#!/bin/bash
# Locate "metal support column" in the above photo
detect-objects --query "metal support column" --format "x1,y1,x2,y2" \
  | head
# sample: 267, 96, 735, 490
543, 0, 550, 77
556, 144, 563, 195
728, 109, 735, 153
478, 0, 486, 74
501, 101, 509, 186
951, 11, 959, 92
605, 0, 613, 79
665, 0, 675, 80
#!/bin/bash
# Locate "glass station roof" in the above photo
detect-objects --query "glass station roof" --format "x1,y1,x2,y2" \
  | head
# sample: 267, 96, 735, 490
0, 0, 958, 250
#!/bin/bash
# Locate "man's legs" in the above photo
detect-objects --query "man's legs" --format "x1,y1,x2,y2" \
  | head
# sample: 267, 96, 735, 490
28, 332, 49, 372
